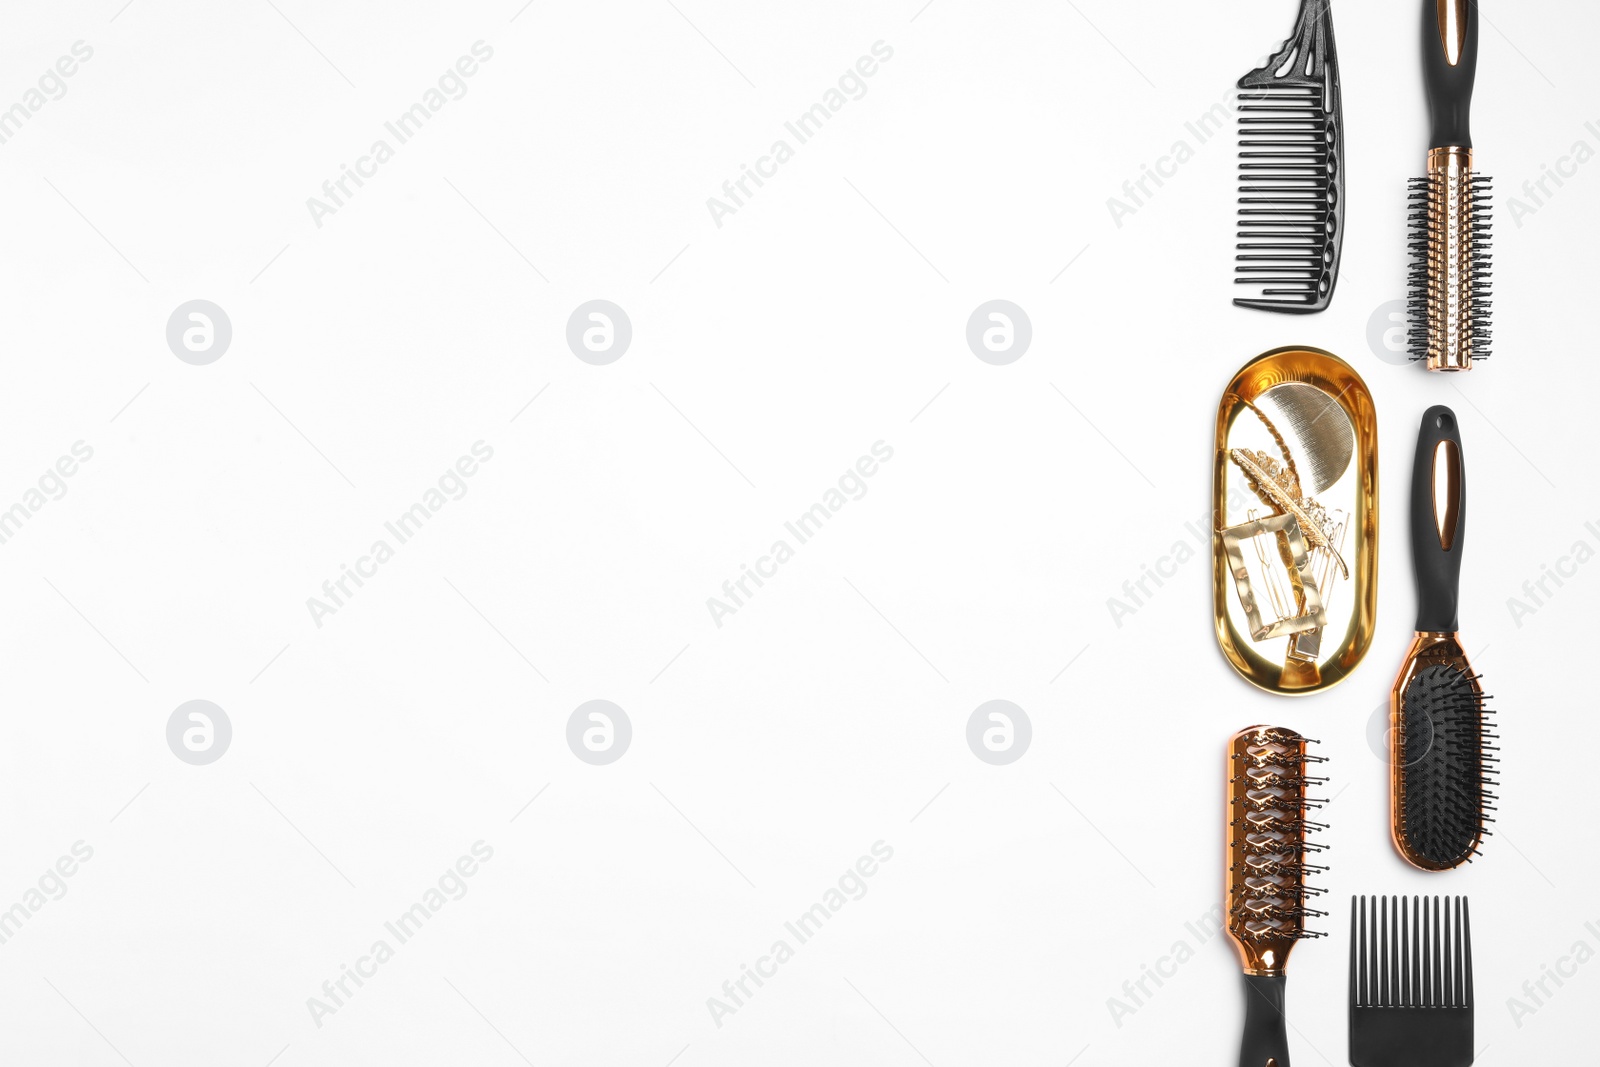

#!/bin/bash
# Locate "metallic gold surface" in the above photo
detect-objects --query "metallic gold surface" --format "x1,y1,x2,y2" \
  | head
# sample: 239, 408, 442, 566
1437, 0, 1468, 66
1229, 449, 1349, 579
1389, 631, 1486, 870
1432, 439, 1462, 551
1213, 347, 1379, 694
1221, 514, 1326, 643
1226, 726, 1321, 977
1421, 146, 1479, 372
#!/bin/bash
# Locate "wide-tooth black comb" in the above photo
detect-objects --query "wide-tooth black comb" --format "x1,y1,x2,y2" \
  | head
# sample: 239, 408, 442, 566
1234, 0, 1344, 314
1350, 896, 1474, 1067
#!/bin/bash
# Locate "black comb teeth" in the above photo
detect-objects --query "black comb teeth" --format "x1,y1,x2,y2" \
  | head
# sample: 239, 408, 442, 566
1351, 896, 1474, 1009
1234, 0, 1344, 314
1349, 896, 1474, 1067
1399, 664, 1498, 870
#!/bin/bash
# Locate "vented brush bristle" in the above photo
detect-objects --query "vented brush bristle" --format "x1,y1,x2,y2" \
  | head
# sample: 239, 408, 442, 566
1397, 664, 1498, 870
1227, 727, 1328, 959
1408, 166, 1494, 370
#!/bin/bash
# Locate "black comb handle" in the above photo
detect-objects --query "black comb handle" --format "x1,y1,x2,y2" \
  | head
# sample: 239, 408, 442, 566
1240, 974, 1291, 1067
1423, 0, 1479, 148
1239, 0, 1336, 91
1411, 406, 1466, 633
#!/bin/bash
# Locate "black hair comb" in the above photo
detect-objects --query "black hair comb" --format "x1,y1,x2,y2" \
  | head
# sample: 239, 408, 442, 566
1350, 896, 1474, 1067
1234, 0, 1344, 314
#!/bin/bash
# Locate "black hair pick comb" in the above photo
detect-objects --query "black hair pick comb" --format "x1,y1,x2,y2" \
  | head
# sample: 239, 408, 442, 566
1350, 896, 1475, 1067
1234, 0, 1344, 314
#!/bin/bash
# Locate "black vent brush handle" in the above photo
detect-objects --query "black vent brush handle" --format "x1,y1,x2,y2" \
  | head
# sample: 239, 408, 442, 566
1411, 405, 1466, 632
1423, 0, 1479, 148
1239, 974, 1291, 1067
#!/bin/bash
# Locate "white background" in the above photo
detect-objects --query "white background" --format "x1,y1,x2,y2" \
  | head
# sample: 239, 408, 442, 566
0, 1, 1595, 1064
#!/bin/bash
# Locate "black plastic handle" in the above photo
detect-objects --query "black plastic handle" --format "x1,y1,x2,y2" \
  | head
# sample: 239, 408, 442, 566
1423, 0, 1479, 147
1240, 974, 1291, 1067
1411, 405, 1467, 632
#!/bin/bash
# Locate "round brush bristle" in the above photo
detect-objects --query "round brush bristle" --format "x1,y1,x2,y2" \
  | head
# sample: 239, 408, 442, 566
1398, 664, 1498, 869
1407, 170, 1494, 369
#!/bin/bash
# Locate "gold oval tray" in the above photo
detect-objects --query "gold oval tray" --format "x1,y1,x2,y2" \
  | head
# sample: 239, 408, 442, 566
1212, 346, 1378, 694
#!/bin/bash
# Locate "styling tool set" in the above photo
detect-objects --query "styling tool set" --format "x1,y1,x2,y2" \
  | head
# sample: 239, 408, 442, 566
1209, 5, 1501, 1066
1231, 0, 1492, 334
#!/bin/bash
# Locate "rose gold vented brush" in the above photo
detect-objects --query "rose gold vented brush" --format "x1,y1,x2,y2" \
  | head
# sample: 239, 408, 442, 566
1226, 726, 1328, 1067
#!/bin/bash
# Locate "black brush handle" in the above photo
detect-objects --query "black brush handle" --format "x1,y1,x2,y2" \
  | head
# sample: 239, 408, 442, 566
1240, 974, 1291, 1067
1411, 405, 1467, 632
1423, 0, 1479, 147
